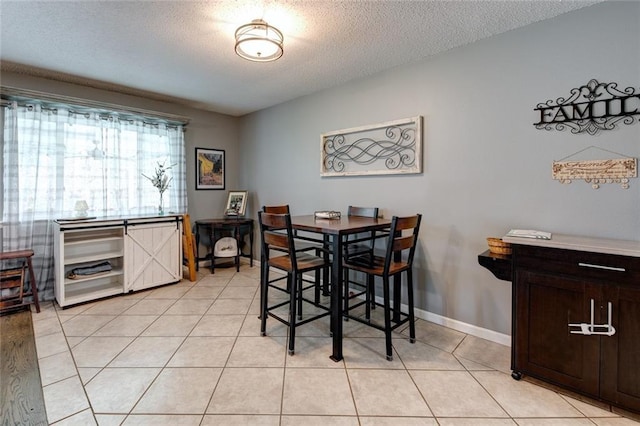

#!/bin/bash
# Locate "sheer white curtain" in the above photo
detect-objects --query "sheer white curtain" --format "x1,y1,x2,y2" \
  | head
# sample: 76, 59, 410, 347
1, 100, 187, 300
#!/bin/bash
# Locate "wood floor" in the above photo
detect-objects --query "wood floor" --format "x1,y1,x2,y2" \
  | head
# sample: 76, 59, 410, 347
0, 308, 48, 426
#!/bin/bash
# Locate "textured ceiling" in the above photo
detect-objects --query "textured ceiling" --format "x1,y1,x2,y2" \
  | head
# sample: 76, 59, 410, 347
0, 1, 601, 116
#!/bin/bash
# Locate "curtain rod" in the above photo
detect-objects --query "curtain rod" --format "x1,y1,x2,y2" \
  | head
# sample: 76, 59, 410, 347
0, 86, 190, 126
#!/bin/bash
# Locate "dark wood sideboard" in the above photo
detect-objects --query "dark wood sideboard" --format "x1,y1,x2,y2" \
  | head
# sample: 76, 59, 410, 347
479, 234, 640, 414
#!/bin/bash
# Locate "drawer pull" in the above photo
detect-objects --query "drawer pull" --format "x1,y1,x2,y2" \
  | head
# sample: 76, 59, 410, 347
578, 262, 625, 272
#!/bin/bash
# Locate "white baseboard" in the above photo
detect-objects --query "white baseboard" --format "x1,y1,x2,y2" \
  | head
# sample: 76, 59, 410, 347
365, 290, 511, 347
414, 308, 511, 347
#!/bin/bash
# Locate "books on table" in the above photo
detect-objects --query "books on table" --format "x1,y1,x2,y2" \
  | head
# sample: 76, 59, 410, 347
506, 229, 552, 240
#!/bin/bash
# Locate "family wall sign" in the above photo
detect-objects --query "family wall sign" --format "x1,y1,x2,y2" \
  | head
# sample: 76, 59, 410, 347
534, 79, 640, 135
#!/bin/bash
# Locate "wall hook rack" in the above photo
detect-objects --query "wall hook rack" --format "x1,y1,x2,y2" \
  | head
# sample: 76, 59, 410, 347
552, 146, 637, 189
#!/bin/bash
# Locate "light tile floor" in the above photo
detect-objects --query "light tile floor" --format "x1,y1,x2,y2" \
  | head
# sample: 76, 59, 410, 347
31, 264, 640, 425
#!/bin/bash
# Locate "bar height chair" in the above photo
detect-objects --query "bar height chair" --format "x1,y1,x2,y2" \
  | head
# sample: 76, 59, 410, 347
258, 211, 331, 355
342, 214, 422, 361
261, 205, 327, 318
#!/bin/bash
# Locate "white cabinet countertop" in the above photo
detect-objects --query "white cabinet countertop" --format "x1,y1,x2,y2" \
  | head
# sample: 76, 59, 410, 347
55, 214, 183, 228
503, 233, 640, 258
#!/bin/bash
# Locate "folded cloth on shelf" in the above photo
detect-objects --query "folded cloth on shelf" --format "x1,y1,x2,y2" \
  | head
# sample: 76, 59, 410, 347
67, 261, 112, 279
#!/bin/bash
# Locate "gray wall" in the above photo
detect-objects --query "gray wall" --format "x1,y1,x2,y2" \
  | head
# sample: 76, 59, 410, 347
0, 72, 241, 225
239, 1, 640, 338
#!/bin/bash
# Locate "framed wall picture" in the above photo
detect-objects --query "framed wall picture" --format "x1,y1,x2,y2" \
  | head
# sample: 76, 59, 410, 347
225, 190, 248, 216
196, 148, 225, 190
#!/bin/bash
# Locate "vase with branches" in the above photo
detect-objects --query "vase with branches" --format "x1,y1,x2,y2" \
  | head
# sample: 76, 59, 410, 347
142, 161, 175, 215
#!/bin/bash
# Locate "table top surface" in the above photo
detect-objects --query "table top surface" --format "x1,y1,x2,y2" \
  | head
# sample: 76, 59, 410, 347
503, 233, 640, 258
55, 213, 183, 223
196, 217, 253, 226
290, 215, 391, 235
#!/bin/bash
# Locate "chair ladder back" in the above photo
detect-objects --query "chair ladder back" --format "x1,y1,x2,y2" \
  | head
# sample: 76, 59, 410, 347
395, 215, 420, 230
392, 235, 415, 252
346, 206, 380, 254
259, 211, 289, 229
264, 230, 290, 251
263, 205, 290, 214
348, 206, 379, 219
259, 211, 284, 257
258, 211, 299, 270
384, 214, 422, 269
263, 205, 306, 239
403, 214, 422, 265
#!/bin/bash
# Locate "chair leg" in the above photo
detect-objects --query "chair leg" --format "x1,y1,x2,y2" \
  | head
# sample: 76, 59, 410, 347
258, 261, 264, 320
368, 274, 376, 310
258, 255, 266, 320
26, 256, 40, 313
343, 267, 350, 321
354, 273, 375, 321
314, 267, 321, 305
382, 276, 393, 361
260, 265, 269, 336
407, 269, 416, 343
393, 275, 401, 323
365, 273, 372, 320
297, 271, 303, 320
288, 273, 298, 355
322, 236, 330, 296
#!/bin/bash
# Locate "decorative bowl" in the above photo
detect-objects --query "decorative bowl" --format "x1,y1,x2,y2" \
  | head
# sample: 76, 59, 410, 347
487, 237, 512, 255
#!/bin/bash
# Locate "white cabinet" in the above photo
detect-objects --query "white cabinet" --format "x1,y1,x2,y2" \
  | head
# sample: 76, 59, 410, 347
54, 215, 182, 307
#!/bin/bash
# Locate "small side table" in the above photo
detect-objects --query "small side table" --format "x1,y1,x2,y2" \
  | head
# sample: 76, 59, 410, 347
195, 218, 254, 274
0, 250, 41, 313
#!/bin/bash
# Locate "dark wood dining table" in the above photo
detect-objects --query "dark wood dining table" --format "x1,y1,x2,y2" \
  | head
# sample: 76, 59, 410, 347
290, 214, 392, 362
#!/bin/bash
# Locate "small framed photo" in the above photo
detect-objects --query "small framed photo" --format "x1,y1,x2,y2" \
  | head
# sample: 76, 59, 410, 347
196, 148, 225, 190
225, 190, 248, 216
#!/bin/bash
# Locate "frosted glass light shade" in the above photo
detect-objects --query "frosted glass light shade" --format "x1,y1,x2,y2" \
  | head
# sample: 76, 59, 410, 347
235, 19, 283, 62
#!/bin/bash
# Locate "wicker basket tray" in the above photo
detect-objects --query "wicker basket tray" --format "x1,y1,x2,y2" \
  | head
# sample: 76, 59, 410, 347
487, 237, 512, 255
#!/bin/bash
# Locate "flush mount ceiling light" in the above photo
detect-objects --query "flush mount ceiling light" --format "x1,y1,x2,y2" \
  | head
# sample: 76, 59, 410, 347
234, 19, 283, 62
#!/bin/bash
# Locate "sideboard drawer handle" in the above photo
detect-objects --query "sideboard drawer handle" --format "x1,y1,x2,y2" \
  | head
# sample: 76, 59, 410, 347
578, 262, 626, 272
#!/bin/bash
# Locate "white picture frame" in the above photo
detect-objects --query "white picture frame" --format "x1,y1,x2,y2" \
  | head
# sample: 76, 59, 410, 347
225, 190, 248, 216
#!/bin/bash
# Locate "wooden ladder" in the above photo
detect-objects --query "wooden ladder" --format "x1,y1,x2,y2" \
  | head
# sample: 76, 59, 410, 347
0, 250, 40, 313
182, 214, 197, 282
0, 265, 26, 310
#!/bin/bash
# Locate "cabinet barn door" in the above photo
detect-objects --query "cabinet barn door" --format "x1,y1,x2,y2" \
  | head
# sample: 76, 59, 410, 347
514, 270, 600, 395
601, 285, 640, 412
126, 222, 181, 291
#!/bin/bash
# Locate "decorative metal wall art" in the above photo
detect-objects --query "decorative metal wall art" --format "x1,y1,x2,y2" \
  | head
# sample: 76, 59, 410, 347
321, 116, 422, 177
534, 79, 640, 135
552, 147, 637, 189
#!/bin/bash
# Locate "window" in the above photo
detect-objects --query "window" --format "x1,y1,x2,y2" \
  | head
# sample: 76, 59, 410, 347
3, 101, 187, 221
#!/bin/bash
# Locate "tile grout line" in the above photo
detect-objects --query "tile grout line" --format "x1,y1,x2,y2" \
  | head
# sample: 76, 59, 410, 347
33, 266, 640, 425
